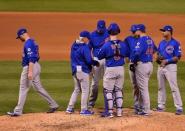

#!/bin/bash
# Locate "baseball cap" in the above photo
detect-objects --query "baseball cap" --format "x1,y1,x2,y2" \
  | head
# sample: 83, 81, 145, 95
80, 31, 90, 40
160, 25, 173, 32
130, 24, 137, 33
108, 23, 120, 32
97, 20, 106, 31
135, 24, 146, 32
16, 28, 27, 39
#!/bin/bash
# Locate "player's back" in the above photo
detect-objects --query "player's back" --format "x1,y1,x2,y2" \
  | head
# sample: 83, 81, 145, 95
70, 40, 92, 75
98, 40, 128, 67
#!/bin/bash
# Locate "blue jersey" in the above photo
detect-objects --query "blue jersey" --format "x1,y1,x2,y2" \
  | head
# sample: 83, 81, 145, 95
88, 30, 109, 57
131, 36, 157, 63
70, 41, 94, 75
97, 40, 129, 67
124, 35, 138, 60
22, 39, 40, 67
158, 38, 182, 61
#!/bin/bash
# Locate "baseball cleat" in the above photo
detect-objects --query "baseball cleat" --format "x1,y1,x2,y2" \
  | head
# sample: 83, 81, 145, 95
117, 110, 123, 117
153, 107, 165, 112
108, 113, 114, 118
137, 111, 149, 116
66, 108, 74, 114
175, 109, 183, 115
80, 110, 94, 116
7, 112, 20, 117
101, 112, 114, 118
134, 108, 141, 115
117, 113, 122, 117
47, 107, 58, 113
101, 111, 110, 117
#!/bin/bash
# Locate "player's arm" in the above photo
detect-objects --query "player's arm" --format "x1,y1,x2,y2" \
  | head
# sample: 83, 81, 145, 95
122, 41, 130, 63
131, 42, 142, 63
97, 45, 106, 60
161, 42, 181, 67
26, 42, 37, 80
84, 46, 99, 67
160, 56, 179, 67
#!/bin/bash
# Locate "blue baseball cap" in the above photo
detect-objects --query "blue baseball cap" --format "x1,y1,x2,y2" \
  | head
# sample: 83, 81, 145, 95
108, 23, 120, 32
97, 20, 106, 31
80, 31, 90, 40
160, 25, 173, 32
130, 24, 137, 33
135, 24, 146, 32
16, 28, 27, 39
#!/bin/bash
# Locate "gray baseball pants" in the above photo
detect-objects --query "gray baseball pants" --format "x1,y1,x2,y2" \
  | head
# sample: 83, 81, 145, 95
135, 62, 153, 114
129, 67, 143, 110
103, 66, 124, 115
67, 71, 90, 111
14, 62, 59, 115
157, 64, 183, 110
89, 58, 105, 107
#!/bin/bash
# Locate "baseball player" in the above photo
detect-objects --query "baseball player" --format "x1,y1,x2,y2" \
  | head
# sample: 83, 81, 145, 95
66, 31, 99, 116
124, 25, 143, 114
131, 24, 157, 116
156, 25, 183, 115
88, 20, 109, 110
7, 28, 59, 116
97, 23, 129, 118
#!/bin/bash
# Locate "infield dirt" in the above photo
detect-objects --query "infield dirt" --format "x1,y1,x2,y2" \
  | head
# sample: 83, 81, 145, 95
0, 12, 185, 61
0, 108, 185, 131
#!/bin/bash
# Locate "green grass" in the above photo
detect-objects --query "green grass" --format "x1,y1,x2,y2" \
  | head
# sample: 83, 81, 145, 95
0, 61, 184, 115
0, 0, 185, 13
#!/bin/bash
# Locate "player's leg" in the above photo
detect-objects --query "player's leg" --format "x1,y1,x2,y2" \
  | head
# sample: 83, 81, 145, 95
13, 66, 31, 115
89, 59, 104, 107
31, 63, 59, 109
66, 75, 81, 113
129, 69, 141, 113
103, 68, 115, 117
114, 66, 124, 117
79, 72, 93, 115
136, 63, 152, 115
157, 67, 166, 110
89, 65, 101, 107
165, 64, 183, 113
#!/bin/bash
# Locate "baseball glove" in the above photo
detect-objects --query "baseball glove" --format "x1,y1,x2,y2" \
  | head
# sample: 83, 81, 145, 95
156, 53, 164, 65
129, 63, 136, 72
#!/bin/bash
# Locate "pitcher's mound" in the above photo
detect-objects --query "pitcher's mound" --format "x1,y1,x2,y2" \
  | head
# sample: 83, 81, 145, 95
1, 108, 185, 131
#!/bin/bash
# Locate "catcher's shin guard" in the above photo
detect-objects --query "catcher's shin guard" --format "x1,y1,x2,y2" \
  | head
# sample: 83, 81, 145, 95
104, 88, 113, 114
103, 88, 109, 113
114, 86, 123, 112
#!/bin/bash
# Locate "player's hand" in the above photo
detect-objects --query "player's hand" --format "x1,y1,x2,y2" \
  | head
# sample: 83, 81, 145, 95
160, 60, 168, 67
28, 71, 33, 80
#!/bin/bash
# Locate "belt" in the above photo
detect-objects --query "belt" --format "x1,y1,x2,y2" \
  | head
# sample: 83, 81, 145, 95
137, 61, 152, 64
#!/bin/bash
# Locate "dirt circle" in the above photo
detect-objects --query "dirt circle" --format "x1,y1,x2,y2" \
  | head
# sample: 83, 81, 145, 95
1, 109, 185, 131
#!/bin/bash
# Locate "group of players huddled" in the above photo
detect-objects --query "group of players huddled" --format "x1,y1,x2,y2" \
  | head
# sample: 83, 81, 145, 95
66, 20, 183, 118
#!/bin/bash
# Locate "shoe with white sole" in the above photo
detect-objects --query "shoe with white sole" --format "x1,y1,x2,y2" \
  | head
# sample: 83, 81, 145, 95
7, 112, 20, 117
175, 109, 183, 115
80, 110, 94, 116
66, 108, 74, 114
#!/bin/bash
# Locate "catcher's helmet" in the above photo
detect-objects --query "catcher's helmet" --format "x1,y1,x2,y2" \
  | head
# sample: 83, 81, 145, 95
108, 23, 120, 35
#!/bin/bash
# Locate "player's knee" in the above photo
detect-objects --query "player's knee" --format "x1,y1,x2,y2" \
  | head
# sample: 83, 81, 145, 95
104, 88, 113, 101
